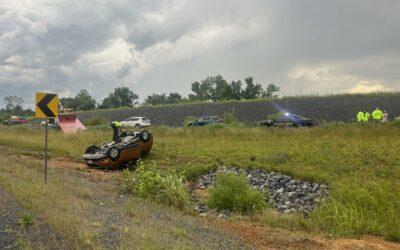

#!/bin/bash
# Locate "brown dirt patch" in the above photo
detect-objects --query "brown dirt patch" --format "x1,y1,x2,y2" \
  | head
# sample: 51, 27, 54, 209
194, 188, 210, 200
214, 220, 326, 249
8, 151, 121, 183
214, 220, 400, 249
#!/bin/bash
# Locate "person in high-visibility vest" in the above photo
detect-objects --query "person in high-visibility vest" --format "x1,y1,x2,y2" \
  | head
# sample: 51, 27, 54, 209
357, 111, 364, 122
372, 108, 383, 122
363, 112, 371, 122
111, 121, 123, 142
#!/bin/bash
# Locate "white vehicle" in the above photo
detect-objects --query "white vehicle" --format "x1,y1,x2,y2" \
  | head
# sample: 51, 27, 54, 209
120, 117, 151, 128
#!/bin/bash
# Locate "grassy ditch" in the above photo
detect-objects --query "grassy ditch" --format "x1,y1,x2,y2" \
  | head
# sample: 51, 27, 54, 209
0, 123, 400, 240
0, 147, 244, 249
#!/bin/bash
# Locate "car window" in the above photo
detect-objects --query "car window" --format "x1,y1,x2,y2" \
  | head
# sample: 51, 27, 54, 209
290, 115, 306, 120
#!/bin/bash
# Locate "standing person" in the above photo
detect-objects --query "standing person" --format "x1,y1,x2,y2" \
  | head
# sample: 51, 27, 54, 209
382, 110, 389, 123
372, 108, 383, 122
111, 121, 123, 142
363, 111, 371, 122
357, 111, 364, 122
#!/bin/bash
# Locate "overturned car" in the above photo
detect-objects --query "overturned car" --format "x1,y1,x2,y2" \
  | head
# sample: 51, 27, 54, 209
83, 130, 153, 168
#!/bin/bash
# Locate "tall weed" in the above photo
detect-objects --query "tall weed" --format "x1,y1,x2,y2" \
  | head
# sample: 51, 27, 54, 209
123, 161, 189, 209
208, 172, 267, 213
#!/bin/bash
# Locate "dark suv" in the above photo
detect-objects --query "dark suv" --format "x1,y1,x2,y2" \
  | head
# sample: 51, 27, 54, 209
259, 114, 318, 127
188, 116, 224, 127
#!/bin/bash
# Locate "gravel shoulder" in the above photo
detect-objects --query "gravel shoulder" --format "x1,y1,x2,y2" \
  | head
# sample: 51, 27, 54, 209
0, 186, 67, 249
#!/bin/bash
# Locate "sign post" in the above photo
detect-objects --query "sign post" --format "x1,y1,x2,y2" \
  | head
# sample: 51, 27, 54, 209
35, 93, 59, 184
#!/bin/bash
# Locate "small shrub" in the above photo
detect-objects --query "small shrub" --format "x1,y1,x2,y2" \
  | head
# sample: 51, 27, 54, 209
123, 161, 190, 209
83, 116, 108, 126
18, 214, 33, 226
208, 172, 266, 213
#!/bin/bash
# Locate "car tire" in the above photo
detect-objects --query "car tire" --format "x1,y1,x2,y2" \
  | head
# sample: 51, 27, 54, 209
135, 124, 141, 128
139, 130, 151, 143
107, 146, 121, 161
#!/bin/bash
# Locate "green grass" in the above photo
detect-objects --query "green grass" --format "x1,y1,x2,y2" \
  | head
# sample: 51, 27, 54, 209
1, 123, 400, 240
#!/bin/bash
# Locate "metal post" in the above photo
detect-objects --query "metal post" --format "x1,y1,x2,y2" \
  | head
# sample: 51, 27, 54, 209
45, 120, 48, 184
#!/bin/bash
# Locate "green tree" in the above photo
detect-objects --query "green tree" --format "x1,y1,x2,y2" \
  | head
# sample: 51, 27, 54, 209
263, 83, 280, 98
167, 92, 182, 103
100, 87, 139, 109
60, 97, 79, 111
210, 75, 231, 101
190, 80, 213, 101
145, 93, 168, 105
145, 92, 183, 105
4, 96, 24, 112
60, 89, 96, 111
189, 75, 232, 101
75, 89, 96, 110
230, 80, 242, 100
241, 77, 263, 99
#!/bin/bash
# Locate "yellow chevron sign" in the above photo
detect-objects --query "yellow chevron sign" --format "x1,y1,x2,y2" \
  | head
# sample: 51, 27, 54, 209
36, 93, 59, 118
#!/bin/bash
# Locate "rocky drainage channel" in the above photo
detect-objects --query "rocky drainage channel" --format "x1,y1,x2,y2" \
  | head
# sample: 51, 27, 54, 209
193, 167, 329, 217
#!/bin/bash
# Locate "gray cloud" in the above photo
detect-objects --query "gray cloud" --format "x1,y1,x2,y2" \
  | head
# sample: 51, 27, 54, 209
0, 0, 399, 108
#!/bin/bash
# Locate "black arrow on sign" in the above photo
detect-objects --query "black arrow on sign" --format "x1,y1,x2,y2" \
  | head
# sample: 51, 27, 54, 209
37, 94, 56, 117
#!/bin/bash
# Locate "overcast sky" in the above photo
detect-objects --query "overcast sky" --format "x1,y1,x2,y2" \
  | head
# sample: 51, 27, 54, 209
1, 0, 399, 107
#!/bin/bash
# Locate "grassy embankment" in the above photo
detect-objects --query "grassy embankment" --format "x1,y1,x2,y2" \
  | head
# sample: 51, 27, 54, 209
77, 91, 400, 112
0, 123, 400, 242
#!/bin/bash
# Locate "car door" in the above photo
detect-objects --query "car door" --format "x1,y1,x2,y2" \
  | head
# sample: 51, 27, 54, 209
125, 118, 138, 127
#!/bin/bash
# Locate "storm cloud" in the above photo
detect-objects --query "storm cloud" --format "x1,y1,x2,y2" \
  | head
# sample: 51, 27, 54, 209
1, 0, 399, 107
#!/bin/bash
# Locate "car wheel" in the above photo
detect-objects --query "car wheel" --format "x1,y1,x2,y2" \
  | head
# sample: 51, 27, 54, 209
135, 124, 141, 128
107, 146, 121, 161
139, 130, 151, 143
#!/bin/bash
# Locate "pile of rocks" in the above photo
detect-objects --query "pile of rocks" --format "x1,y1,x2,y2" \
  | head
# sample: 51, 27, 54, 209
196, 167, 329, 215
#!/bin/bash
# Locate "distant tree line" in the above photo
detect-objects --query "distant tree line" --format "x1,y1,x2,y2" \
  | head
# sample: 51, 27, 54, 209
144, 75, 280, 105
59, 75, 280, 109
0, 96, 34, 121
59, 87, 139, 111
1, 75, 279, 117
